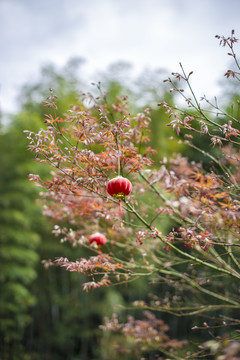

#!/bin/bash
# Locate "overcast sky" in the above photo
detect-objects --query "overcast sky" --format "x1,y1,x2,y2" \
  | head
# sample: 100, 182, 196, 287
1, 0, 240, 115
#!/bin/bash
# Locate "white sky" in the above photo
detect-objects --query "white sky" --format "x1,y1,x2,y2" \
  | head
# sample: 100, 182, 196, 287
1, 0, 240, 114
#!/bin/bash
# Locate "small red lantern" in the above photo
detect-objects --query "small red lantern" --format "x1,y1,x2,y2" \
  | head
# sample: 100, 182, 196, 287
88, 232, 107, 247
107, 176, 132, 215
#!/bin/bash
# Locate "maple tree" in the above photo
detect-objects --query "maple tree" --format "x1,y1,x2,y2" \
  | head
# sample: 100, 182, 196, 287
26, 31, 240, 358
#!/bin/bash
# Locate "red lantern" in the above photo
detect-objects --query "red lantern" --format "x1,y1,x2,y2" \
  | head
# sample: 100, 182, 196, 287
107, 176, 132, 215
88, 232, 107, 247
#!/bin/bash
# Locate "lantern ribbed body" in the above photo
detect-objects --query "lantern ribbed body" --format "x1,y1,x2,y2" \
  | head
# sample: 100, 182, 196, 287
88, 232, 107, 246
107, 176, 132, 199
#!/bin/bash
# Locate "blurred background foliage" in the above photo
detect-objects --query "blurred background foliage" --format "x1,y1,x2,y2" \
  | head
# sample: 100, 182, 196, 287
0, 59, 237, 359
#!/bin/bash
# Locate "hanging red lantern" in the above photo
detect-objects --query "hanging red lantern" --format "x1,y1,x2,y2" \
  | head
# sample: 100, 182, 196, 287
107, 176, 132, 215
88, 232, 107, 247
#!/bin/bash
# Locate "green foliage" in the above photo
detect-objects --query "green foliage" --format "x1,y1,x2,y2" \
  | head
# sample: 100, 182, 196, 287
0, 121, 41, 357
19, 58, 85, 117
